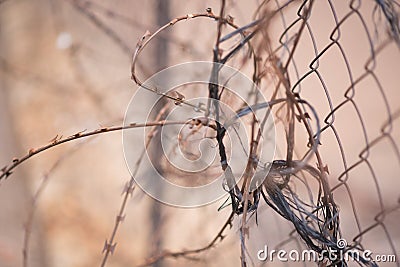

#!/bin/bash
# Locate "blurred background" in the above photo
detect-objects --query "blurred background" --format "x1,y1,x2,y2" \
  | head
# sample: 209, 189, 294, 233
0, 0, 399, 267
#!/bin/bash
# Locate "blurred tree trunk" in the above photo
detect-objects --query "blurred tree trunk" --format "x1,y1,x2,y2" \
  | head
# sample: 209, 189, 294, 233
148, 1, 170, 267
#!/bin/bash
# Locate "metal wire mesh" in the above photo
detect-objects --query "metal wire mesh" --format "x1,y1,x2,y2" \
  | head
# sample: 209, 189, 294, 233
249, 0, 400, 266
127, 0, 400, 265
0, 0, 399, 266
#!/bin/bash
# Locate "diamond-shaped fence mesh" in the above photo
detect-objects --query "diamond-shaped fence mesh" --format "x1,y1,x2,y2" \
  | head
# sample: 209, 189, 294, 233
0, 0, 399, 266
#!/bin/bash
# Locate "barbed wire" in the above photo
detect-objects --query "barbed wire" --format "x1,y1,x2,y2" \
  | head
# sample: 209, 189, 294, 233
1, 0, 399, 266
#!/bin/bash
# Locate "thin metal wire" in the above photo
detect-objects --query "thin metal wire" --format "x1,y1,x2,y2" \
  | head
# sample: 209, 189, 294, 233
253, 0, 400, 266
